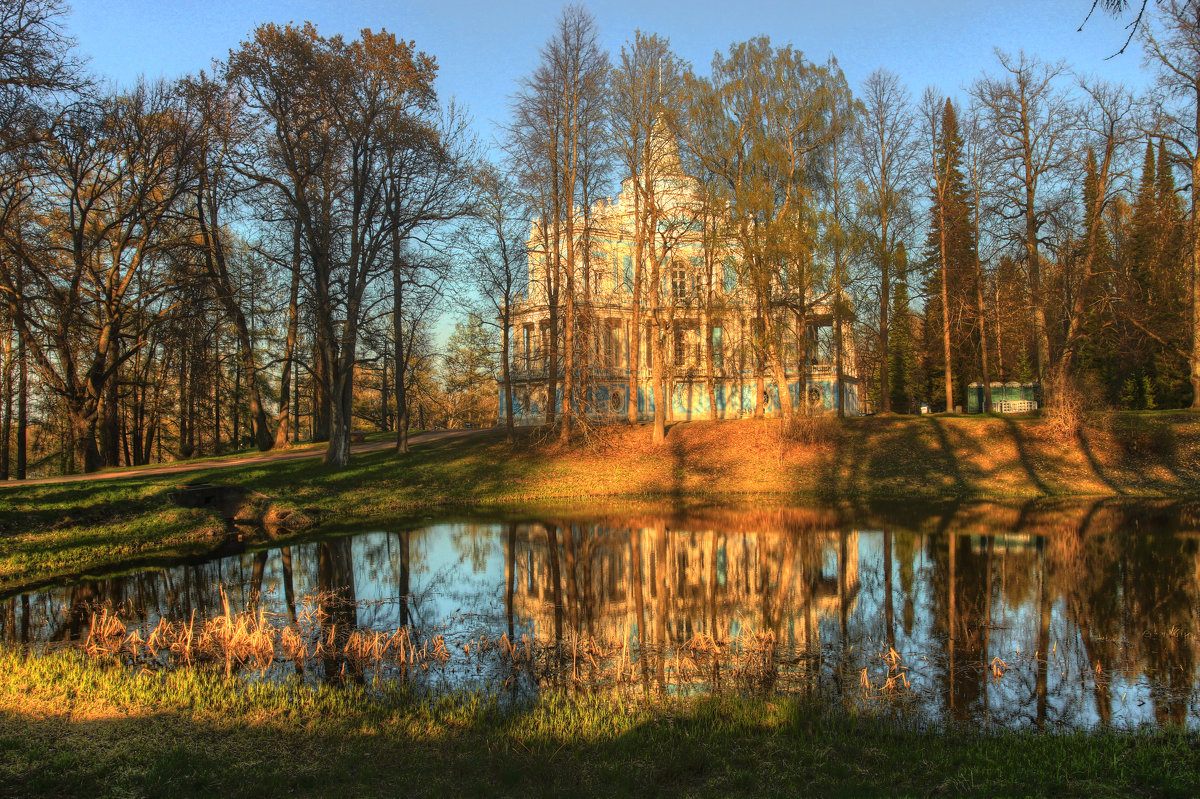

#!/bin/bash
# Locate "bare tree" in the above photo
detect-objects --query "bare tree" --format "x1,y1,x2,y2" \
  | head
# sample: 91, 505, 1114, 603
180, 73, 277, 451
973, 51, 1078, 396
609, 32, 688, 435
461, 164, 528, 442
0, 84, 195, 472
0, 0, 86, 156
687, 38, 842, 422
508, 5, 608, 442
962, 103, 1001, 412
856, 69, 920, 413
228, 24, 451, 467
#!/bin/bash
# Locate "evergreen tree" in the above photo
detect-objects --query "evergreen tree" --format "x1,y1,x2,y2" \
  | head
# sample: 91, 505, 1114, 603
923, 98, 978, 411
1129, 142, 1158, 305
1119, 139, 1189, 407
1075, 147, 1121, 403
1150, 139, 1189, 406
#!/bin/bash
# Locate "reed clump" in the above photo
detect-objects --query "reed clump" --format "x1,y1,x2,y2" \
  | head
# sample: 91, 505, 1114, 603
80, 591, 453, 681
73, 597, 842, 698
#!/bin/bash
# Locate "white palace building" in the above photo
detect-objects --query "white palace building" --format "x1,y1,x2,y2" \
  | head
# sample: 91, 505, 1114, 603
500, 143, 860, 425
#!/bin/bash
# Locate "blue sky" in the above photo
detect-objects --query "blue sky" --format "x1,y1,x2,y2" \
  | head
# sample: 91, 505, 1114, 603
66, 0, 1152, 152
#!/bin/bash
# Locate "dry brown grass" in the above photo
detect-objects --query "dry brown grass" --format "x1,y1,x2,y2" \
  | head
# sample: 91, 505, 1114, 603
494, 412, 1200, 503
69, 598, 835, 697
80, 592, 454, 681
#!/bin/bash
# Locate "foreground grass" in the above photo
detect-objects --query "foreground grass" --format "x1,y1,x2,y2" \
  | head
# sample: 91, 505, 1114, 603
0, 648, 1196, 799
3, 411, 1200, 594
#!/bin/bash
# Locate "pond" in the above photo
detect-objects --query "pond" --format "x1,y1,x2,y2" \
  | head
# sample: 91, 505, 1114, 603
3, 499, 1199, 731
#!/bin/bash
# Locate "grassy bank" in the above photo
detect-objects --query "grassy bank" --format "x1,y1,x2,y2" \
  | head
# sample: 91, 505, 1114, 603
3, 411, 1200, 594
0, 647, 1195, 799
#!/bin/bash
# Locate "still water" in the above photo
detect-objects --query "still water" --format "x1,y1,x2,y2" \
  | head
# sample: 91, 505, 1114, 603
3, 500, 1199, 731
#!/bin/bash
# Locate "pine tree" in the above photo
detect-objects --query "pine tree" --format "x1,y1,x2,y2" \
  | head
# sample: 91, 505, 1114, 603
1119, 139, 1190, 407
924, 99, 978, 411
1150, 139, 1189, 406
1075, 148, 1121, 403
1129, 142, 1158, 305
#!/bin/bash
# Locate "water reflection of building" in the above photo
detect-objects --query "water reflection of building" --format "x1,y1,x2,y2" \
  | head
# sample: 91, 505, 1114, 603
6, 509, 1200, 730
509, 524, 860, 651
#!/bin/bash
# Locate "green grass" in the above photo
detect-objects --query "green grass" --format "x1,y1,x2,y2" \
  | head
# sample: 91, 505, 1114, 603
3, 411, 1200, 595
0, 647, 1196, 798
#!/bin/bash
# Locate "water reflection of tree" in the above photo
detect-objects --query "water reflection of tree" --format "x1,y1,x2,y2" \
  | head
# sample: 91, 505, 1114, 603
318, 538, 359, 684
7, 500, 1200, 729
1045, 502, 1200, 726
929, 529, 991, 722
1122, 528, 1198, 725
450, 523, 493, 574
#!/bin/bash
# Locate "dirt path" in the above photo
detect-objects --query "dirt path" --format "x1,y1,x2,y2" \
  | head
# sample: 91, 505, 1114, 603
0, 428, 491, 488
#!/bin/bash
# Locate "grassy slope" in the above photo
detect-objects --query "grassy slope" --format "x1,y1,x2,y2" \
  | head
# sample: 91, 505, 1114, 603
2, 412, 1200, 593
1, 648, 1196, 799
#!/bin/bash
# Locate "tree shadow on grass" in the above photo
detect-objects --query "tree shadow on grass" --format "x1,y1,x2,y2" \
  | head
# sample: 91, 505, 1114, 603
810, 416, 967, 500
3, 686, 1197, 799
1000, 418, 1050, 496
664, 424, 725, 500
1076, 427, 1124, 496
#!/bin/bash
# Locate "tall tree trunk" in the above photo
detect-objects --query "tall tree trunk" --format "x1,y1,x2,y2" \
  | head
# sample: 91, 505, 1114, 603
0, 323, 11, 480
628, 195, 644, 425
393, 233, 411, 455
196, 189, 274, 451
68, 399, 100, 474
120, 403, 131, 466
940, 219, 955, 413
796, 308, 809, 416
99, 329, 121, 468
325, 318, 357, 467
15, 321, 26, 479
769, 321, 794, 420
976, 268, 992, 412
177, 348, 189, 458
212, 331, 222, 454
313, 316, 332, 443
650, 261, 666, 443
501, 311, 515, 442
1191, 151, 1200, 408
380, 341, 389, 432
879, 250, 892, 413
703, 219, 717, 421
705, 316, 717, 421
274, 240, 301, 448
232, 343, 241, 449
560, 247, 575, 444
754, 296, 766, 419
1026, 186, 1051, 388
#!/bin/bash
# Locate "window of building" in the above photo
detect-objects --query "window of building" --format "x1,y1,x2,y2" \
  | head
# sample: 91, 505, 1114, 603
816, 324, 835, 365
622, 254, 633, 292
673, 326, 686, 367
723, 258, 738, 293
712, 326, 724, 369
671, 264, 688, 301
